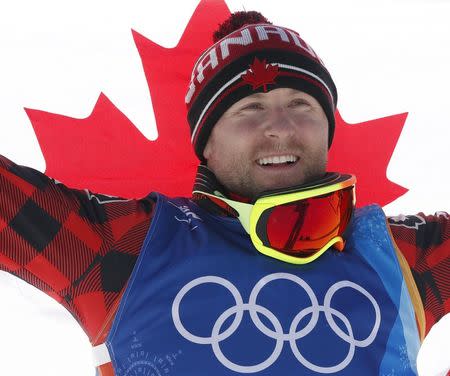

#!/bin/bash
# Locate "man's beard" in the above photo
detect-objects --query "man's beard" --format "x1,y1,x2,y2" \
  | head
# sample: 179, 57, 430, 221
213, 151, 327, 200
225, 163, 327, 200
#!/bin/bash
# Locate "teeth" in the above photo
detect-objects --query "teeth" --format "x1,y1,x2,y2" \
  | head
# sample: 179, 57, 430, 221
257, 155, 298, 166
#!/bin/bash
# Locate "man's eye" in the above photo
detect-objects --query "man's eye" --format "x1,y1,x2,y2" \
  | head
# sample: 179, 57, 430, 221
241, 103, 264, 111
289, 99, 310, 108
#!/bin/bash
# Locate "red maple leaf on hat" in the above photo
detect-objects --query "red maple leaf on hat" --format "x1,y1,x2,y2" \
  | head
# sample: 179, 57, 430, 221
241, 57, 279, 92
24, 0, 407, 207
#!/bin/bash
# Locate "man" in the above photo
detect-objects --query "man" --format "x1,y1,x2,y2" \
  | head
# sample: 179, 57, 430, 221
0, 11, 448, 375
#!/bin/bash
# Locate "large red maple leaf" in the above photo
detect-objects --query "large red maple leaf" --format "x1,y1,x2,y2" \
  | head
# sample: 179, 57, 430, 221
25, 0, 407, 207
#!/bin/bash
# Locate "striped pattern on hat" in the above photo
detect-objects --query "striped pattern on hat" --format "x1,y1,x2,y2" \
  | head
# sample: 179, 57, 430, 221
186, 23, 338, 160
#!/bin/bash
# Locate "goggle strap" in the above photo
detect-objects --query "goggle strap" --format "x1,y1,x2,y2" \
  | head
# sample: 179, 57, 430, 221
193, 190, 253, 233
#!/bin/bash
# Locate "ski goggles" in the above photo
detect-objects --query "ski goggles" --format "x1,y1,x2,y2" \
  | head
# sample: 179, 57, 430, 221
195, 173, 356, 264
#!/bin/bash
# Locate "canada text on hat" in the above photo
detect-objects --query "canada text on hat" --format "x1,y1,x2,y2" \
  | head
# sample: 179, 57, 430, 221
186, 24, 328, 103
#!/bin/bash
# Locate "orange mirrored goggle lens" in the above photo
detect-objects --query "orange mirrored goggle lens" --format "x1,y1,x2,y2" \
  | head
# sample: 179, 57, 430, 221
255, 187, 354, 257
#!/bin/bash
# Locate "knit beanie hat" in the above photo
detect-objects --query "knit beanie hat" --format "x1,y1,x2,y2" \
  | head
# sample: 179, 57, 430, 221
186, 11, 338, 160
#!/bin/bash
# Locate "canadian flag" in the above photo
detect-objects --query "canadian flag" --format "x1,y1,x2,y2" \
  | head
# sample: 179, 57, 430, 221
0, 1, 448, 375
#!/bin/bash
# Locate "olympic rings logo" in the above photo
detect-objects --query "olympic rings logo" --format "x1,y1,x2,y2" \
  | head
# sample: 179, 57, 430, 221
172, 273, 381, 374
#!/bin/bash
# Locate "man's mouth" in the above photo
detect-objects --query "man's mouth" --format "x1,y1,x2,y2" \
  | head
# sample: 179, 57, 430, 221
256, 154, 299, 167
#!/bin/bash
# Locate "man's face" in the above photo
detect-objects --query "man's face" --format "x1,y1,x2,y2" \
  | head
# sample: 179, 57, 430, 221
203, 88, 329, 199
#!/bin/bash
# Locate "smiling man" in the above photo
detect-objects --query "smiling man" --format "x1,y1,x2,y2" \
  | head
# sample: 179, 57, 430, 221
0, 11, 449, 376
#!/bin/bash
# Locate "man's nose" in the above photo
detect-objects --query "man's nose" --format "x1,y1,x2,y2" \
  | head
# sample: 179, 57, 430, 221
263, 109, 296, 139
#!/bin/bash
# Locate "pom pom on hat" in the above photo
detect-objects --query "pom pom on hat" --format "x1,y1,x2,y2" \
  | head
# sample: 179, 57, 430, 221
186, 11, 338, 161
213, 11, 271, 42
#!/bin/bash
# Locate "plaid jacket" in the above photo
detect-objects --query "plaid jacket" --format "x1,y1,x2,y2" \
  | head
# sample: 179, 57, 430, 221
1, 155, 448, 342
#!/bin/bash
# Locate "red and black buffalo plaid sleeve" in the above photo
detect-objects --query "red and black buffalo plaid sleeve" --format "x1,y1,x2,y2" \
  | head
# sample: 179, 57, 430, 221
389, 212, 450, 334
0, 155, 153, 340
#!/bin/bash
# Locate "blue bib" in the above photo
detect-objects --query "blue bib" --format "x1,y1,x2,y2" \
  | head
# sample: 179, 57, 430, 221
105, 194, 420, 375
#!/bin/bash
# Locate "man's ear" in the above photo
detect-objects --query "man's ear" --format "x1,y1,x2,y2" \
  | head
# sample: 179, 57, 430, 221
203, 141, 211, 161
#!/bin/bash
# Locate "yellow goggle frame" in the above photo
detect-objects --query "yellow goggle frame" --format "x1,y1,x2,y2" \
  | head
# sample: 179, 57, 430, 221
194, 174, 356, 264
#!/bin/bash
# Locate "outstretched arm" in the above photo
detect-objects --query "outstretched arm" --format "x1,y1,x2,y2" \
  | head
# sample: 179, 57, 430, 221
389, 212, 450, 335
0, 154, 154, 340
